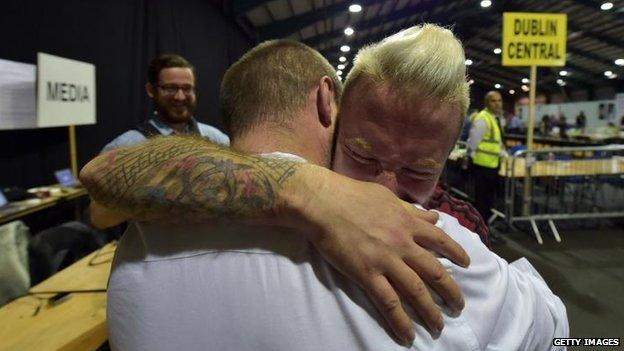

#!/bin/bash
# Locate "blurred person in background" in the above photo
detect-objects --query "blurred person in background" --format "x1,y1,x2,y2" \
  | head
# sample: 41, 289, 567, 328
467, 91, 506, 221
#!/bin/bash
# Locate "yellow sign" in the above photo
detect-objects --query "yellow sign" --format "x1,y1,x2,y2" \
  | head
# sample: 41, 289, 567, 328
502, 12, 567, 66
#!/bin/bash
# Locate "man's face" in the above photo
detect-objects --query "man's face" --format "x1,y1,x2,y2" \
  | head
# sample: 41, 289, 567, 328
150, 67, 197, 124
486, 92, 503, 115
332, 81, 460, 204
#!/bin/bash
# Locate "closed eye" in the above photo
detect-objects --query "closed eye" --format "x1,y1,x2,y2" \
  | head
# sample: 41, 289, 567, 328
344, 145, 377, 164
401, 168, 436, 180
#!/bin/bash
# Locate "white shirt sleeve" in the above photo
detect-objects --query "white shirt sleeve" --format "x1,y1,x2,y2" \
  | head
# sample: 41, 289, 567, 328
436, 212, 569, 350
467, 119, 487, 157
100, 130, 147, 154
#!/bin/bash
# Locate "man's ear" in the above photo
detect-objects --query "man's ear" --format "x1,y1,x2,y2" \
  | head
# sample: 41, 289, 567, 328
146, 83, 155, 98
317, 76, 335, 128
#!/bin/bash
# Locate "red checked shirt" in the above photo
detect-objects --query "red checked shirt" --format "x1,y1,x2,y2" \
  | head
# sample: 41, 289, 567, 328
427, 184, 490, 247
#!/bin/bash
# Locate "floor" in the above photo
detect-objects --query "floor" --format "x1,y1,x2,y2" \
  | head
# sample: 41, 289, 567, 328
491, 219, 624, 347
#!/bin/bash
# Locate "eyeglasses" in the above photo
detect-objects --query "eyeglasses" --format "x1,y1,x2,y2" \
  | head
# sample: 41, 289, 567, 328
157, 84, 195, 95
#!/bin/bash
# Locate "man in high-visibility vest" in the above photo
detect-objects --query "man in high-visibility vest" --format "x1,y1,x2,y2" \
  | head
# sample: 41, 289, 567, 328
467, 91, 505, 221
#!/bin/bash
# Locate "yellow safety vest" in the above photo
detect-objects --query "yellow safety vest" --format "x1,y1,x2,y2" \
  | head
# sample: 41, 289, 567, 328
472, 109, 502, 169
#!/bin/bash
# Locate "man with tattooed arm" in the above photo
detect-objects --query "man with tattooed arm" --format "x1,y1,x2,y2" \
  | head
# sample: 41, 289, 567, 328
82, 25, 567, 350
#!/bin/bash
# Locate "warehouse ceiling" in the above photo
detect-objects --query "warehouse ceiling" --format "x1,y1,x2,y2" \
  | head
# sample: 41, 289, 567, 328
224, 0, 624, 97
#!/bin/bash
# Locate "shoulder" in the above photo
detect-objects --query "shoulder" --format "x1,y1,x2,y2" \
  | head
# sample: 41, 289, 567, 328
434, 212, 486, 259
474, 110, 486, 118
470, 114, 488, 128
197, 122, 230, 146
435, 212, 568, 349
473, 112, 489, 122
100, 130, 146, 154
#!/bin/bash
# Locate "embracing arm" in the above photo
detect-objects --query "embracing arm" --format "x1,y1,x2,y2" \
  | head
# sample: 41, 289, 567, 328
88, 201, 128, 229
81, 136, 302, 224
80, 135, 471, 344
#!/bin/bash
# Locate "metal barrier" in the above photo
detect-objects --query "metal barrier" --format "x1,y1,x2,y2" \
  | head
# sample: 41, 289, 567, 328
499, 144, 624, 243
444, 141, 471, 200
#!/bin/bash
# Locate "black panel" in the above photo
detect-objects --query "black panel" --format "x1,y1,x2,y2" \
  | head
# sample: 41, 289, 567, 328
0, 0, 254, 188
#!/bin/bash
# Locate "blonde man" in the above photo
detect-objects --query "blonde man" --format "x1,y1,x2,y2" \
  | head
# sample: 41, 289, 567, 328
83, 26, 568, 350
332, 25, 489, 243
331, 24, 566, 349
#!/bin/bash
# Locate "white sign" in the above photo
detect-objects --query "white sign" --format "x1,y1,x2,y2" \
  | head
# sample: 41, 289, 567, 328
37, 53, 96, 127
0, 58, 37, 130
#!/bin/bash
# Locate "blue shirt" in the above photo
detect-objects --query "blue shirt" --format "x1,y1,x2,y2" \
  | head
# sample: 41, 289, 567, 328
101, 117, 230, 153
508, 115, 524, 130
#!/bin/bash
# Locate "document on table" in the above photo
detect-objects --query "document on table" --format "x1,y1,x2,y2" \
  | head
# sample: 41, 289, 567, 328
0, 58, 37, 130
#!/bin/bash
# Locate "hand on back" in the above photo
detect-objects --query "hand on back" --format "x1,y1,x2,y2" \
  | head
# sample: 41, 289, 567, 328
284, 166, 470, 344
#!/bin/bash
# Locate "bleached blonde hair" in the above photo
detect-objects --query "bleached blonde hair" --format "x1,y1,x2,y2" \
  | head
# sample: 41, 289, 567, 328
344, 24, 469, 116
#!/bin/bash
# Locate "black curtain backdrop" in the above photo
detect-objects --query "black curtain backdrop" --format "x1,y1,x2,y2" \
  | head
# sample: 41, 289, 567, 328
0, 0, 254, 188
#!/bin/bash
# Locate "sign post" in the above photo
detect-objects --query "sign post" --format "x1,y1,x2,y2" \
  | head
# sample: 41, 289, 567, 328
69, 125, 78, 178
502, 12, 567, 217
528, 65, 537, 152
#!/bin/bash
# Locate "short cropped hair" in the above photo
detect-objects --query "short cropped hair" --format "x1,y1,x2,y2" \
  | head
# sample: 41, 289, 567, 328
220, 40, 343, 138
147, 54, 195, 85
484, 90, 501, 105
344, 24, 469, 116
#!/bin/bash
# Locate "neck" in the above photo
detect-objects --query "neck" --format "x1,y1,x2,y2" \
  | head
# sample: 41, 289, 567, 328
232, 126, 327, 166
155, 114, 189, 133
168, 122, 188, 133
486, 107, 500, 115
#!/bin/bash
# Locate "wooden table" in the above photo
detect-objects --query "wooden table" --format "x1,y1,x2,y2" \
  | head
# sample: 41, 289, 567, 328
503, 133, 607, 148
0, 293, 107, 351
30, 241, 116, 294
499, 156, 624, 178
0, 186, 87, 225
0, 242, 116, 351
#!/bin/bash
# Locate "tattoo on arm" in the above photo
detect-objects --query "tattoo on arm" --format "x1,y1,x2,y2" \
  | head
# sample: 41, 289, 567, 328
81, 136, 299, 222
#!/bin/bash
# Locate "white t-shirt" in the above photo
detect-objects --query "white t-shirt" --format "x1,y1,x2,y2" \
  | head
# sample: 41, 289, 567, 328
107, 155, 568, 351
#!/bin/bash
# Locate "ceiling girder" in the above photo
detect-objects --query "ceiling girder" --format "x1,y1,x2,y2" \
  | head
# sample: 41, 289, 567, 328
467, 66, 520, 88
568, 24, 624, 51
568, 0, 624, 27
258, 0, 387, 40
303, 1, 442, 47
230, 0, 270, 17
317, 3, 485, 57
467, 44, 593, 90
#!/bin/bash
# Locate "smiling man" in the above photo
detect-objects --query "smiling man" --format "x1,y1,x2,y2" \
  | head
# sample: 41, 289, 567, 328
101, 54, 229, 153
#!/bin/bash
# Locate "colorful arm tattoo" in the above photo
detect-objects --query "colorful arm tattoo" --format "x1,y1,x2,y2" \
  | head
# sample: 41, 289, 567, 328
81, 136, 299, 222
